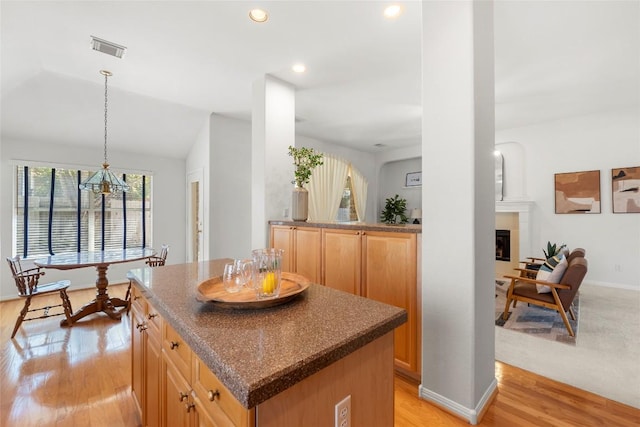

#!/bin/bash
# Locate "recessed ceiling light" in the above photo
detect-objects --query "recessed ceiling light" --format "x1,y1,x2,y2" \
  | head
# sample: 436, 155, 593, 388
383, 5, 402, 19
292, 63, 306, 73
249, 9, 268, 23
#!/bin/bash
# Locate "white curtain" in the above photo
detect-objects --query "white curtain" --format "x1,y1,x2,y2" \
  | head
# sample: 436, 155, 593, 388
308, 155, 349, 222
349, 166, 368, 222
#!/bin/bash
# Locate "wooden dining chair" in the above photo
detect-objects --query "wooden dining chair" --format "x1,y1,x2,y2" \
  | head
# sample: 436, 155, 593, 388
146, 244, 169, 267
125, 245, 169, 313
6, 256, 73, 338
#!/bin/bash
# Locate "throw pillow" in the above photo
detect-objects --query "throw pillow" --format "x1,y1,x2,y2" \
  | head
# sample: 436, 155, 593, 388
535, 255, 568, 293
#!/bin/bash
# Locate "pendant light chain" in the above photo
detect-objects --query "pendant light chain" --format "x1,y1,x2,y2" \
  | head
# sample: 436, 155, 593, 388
104, 71, 109, 165
79, 69, 129, 194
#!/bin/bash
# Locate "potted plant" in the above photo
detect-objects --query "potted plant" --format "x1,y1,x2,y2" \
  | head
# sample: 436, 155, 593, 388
380, 194, 408, 224
288, 146, 323, 221
543, 241, 567, 259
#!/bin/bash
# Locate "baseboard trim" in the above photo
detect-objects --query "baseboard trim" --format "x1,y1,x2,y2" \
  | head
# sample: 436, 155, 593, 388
418, 377, 498, 425
583, 280, 639, 292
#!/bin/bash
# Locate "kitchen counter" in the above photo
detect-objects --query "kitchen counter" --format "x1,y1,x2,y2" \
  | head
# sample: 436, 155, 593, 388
128, 259, 407, 409
269, 220, 422, 233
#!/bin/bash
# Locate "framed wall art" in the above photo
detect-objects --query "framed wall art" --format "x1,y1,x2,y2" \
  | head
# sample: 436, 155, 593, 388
612, 166, 640, 213
405, 171, 422, 187
554, 170, 601, 214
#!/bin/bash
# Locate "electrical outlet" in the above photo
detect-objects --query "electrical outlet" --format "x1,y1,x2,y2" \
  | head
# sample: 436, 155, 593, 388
335, 395, 351, 427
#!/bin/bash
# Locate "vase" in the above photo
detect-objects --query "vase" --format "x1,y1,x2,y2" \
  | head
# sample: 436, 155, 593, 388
291, 186, 309, 221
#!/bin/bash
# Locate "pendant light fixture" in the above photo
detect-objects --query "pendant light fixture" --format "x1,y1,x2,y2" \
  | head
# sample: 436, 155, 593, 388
79, 70, 130, 195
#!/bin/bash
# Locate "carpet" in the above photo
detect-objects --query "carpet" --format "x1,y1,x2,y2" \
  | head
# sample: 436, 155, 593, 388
495, 279, 579, 345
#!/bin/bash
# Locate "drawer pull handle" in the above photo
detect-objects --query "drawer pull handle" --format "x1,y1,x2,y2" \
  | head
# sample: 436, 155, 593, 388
139, 325, 148, 332
207, 389, 220, 401
170, 341, 179, 350
185, 402, 195, 413
179, 391, 189, 402
136, 322, 145, 330
133, 295, 141, 301
147, 313, 158, 319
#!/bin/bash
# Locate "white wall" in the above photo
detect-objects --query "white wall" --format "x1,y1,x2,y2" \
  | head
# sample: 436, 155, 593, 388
379, 157, 422, 221
0, 138, 186, 300
210, 114, 252, 259
496, 108, 640, 289
375, 145, 422, 220
296, 135, 377, 223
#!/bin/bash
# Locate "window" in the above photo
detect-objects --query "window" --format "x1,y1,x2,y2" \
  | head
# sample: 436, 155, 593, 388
336, 176, 358, 222
14, 165, 151, 258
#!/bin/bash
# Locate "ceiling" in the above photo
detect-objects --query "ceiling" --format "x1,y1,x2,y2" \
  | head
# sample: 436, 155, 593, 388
1, 1, 638, 159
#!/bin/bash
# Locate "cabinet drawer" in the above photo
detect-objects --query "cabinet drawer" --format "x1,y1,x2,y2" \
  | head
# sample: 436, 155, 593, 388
131, 286, 147, 313
145, 306, 162, 340
193, 355, 252, 427
163, 322, 192, 382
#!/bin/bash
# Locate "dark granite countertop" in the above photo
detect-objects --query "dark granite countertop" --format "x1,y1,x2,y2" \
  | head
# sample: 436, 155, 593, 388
128, 259, 407, 409
269, 220, 422, 234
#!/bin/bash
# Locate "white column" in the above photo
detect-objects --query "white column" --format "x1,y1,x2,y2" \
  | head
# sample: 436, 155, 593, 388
251, 76, 295, 249
420, 1, 497, 424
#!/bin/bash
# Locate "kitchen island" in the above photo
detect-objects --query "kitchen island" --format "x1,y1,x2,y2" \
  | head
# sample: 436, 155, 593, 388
128, 258, 406, 426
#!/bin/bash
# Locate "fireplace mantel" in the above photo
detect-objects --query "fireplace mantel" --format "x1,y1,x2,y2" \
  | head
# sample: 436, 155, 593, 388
496, 200, 534, 260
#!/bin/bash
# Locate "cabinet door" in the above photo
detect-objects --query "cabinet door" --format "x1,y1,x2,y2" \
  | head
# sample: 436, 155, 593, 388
192, 393, 234, 427
146, 331, 162, 427
270, 226, 293, 273
294, 227, 321, 283
163, 355, 192, 427
362, 231, 417, 373
322, 229, 361, 295
131, 306, 146, 421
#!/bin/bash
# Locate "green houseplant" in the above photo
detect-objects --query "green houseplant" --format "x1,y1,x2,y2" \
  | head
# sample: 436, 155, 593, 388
288, 146, 323, 221
543, 241, 567, 259
380, 194, 408, 224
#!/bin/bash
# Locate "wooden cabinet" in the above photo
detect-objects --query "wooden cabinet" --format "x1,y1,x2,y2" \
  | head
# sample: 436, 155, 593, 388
270, 225, 321, 283
271, 223, 421, 377
131, 287, 163, 427
132, 294, 253, 427
322, 228, 362, 295
362, 231, 418, 375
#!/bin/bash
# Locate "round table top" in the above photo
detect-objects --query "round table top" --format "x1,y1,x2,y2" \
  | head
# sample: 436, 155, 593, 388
35, 248, 156, 270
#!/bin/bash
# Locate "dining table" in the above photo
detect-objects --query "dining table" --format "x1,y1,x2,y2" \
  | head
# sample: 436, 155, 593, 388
35, 248, 156, 326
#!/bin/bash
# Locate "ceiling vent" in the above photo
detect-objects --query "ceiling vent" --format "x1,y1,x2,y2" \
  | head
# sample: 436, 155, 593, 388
90, 36, 126, 58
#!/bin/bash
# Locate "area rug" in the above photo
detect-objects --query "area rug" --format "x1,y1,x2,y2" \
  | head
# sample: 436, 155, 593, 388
494, 280, 579, 345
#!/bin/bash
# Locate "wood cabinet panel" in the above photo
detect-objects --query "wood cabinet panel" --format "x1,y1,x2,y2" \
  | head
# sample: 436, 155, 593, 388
322, 229, 361, 295
270, 225, 320, 283
293, 227, 321, 283
192, 355, 252, 427
163, 354, 192, 427
163, 322, 192, 383
270, 226, 293, 273
362, 231, 417, 374
146, 331, 162, 427
131, 306, 145, 420
257, 332, 394, 427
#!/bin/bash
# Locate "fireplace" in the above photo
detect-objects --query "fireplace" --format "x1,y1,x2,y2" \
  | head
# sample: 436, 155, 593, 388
495, 229, 511, 262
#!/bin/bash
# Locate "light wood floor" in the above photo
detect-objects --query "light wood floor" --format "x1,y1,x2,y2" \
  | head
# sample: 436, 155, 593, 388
1, 286, 638, 426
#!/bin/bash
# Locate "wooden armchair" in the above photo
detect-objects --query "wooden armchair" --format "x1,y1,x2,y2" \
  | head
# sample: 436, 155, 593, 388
503, 256, 588, 337
6, 256, 73, 338
125, 245, 169, 313
146, 244, 169, 267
